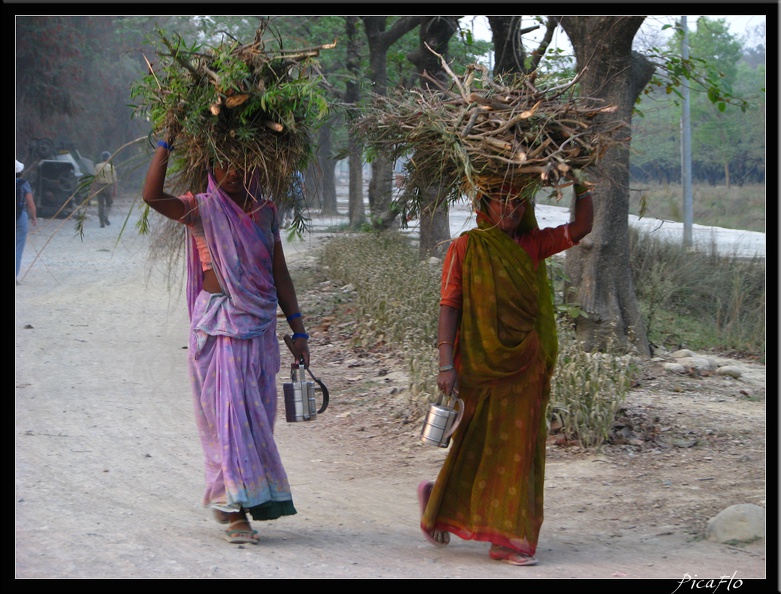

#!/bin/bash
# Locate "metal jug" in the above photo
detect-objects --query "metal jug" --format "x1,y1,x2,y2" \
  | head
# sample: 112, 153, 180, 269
282, 334, 329, 423
420, 392, 464, 448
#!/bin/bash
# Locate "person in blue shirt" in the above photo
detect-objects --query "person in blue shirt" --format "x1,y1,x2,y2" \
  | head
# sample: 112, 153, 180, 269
16, 159, 37, 283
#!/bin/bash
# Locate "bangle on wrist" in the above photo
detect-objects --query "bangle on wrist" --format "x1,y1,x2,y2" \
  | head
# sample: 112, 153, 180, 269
286, 312, 302, 323
437, 340, 453, 347
157, 139, 173, 152
439, 364, 455, 372
292, 332, 309, 341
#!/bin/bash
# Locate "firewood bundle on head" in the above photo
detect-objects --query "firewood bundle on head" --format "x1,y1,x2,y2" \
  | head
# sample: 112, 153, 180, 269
354, 57, 627, 208
131, 21, 334, 203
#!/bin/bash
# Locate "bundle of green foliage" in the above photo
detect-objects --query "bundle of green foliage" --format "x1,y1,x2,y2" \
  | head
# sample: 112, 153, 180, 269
354, 58, 626, 209
130, 21, 333, 203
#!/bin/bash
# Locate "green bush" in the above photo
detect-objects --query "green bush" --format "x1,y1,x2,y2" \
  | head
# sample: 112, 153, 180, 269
548, 322, 635, 450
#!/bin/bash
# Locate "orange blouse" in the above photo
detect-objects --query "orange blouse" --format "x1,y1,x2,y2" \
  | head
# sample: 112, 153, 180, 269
440, 224, 577, 310
177, 192, 280, 271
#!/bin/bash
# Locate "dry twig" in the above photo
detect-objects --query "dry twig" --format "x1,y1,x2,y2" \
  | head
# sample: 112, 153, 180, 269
354, 58, 626, 206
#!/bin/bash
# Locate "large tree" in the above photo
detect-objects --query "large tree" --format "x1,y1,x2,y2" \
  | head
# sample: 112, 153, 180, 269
557, 16, 656, 355
16, 16, 152, 172
686, 17, 746, 188
361, 16, 424, 229
407, 16, 462, 259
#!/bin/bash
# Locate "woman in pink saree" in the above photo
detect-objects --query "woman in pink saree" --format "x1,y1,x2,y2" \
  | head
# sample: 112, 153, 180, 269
143, 136, 310, 545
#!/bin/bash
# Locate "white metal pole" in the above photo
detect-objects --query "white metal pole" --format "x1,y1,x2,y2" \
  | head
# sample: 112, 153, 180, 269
681, 16, 693, 248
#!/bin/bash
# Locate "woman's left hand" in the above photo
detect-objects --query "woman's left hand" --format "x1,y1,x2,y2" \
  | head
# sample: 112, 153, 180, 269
437, 369, 458, 397
292, 337, 310, 369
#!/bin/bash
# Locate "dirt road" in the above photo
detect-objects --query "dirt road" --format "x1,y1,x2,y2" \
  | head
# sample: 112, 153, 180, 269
15, 197, 767, 581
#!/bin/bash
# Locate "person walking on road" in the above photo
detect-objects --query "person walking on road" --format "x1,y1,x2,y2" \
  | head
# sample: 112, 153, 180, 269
93, 151, 117, 227
16, 159, 37, 283
142, 128, 311, 545
419, 176, 594, 566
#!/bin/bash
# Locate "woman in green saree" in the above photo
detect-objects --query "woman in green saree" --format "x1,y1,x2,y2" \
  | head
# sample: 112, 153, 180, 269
419, 178, 594, 566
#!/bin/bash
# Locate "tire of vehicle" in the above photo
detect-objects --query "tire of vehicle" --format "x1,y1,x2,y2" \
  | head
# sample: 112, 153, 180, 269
33, 138, 56, 160
58, 171, 77, 193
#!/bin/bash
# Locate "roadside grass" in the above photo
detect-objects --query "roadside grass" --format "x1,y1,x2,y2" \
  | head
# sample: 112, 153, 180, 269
315, 198, 765, 447
629, 227, 766, 359
635, 183, 766, 234
537, 183, 765, 233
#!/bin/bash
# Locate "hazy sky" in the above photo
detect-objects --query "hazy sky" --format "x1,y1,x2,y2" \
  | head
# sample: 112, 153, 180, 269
464, 15, 766, 49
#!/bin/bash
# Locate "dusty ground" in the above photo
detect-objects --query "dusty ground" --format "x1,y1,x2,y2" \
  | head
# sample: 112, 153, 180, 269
15, 195, 768, 580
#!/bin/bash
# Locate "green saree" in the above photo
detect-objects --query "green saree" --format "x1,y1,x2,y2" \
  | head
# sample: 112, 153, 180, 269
421, 209, 558, 556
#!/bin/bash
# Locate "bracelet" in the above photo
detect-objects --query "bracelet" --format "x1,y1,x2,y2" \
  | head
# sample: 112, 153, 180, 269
157, 139, 173, 152
291, 332, 309, 341
439, 364, 455, 372
437, 341, 453, 347
286, 312, 302, 323
576, 190, 592, 201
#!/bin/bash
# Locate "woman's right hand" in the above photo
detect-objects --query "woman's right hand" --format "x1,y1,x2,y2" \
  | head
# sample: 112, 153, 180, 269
437, 369, 458, 397
141, 123, 185, 221
164, 110, 183, 146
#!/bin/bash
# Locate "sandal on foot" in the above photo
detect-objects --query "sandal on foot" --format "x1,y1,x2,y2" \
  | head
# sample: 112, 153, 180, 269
417, 480, 449, 547
489, 545, 537, 566
224, 520, 260, 545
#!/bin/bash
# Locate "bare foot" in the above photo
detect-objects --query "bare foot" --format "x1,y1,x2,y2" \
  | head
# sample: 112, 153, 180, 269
213, 509, 232, 524
489, 544, 537, 566
417, 481, 450, 547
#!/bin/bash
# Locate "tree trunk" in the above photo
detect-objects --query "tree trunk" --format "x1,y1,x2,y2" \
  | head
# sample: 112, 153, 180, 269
418, 182, 451, 259
408, 16, 461, 257
345, 17, 366, 228
348, 149, 365, 229
316, 122, 338, 215
487, 15, 556, 76
362, 16, 423, 230
558, 16, 655, 356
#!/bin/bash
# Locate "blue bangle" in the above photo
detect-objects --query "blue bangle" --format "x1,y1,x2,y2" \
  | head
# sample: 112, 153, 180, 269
291, 332, 309, 341
157, 139, 172, 151
286, 312, 302, 322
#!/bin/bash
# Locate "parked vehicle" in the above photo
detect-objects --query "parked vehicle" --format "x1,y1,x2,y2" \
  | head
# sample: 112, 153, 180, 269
23, 139, 95, 218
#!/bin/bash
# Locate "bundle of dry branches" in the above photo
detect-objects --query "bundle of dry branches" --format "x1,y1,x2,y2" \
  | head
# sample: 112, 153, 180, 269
355, 55, 626, 204
131, 21, 333, 202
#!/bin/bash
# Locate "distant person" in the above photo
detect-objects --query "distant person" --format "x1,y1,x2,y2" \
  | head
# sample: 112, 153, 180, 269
16, 159, 37, 283
93, 151, 118, 227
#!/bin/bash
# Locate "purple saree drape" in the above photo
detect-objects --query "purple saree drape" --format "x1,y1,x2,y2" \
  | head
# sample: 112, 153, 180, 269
184, 175, 296, 521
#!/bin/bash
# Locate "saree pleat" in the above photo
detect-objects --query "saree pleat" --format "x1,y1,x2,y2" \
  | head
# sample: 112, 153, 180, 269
422, 216, 558, 556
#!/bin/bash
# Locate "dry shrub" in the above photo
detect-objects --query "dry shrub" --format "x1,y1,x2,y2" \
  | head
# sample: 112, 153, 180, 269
629, 227, 766, 356
319, 231, 442, 414
354, 57, 626, 214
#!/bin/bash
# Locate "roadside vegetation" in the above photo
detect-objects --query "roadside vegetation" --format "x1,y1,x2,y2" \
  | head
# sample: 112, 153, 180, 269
315, 198, 765, 449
